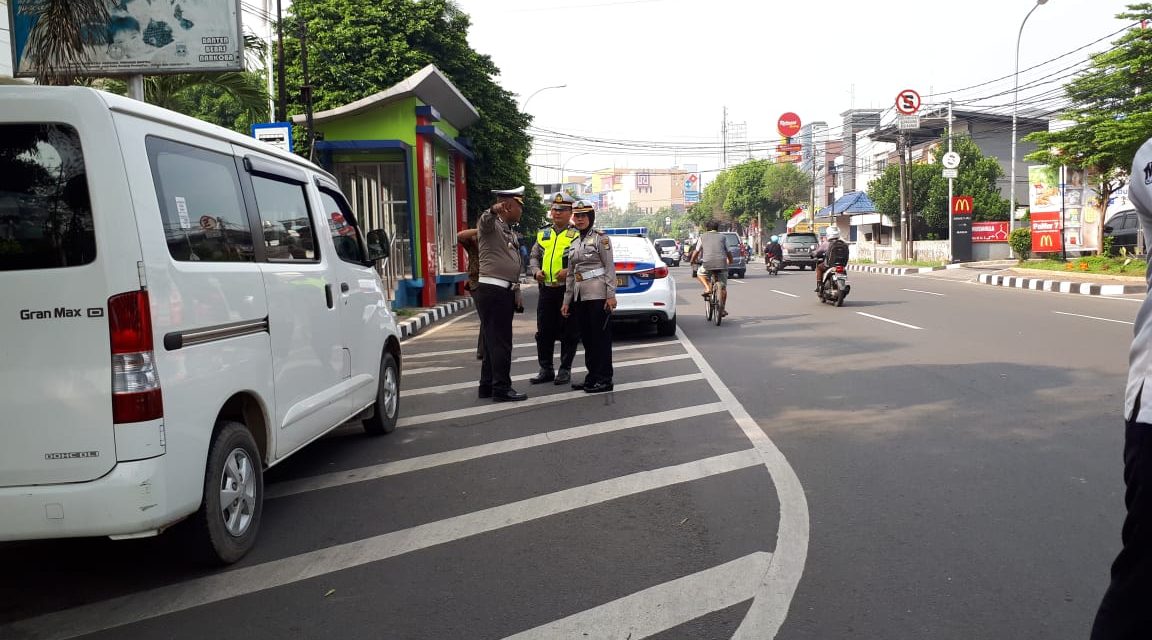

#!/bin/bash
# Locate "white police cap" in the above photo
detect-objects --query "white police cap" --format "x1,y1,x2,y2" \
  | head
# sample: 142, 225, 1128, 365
491, 186, 525, 198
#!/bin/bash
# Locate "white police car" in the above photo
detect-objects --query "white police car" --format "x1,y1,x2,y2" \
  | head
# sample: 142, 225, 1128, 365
610, 235, 677, 336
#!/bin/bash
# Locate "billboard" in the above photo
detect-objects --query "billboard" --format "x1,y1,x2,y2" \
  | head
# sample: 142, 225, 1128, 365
971, 221, 1009, 242
684, 173, 700, 204
9, 0, 243, 77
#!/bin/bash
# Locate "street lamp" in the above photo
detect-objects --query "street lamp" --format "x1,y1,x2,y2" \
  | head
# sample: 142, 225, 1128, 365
560, 152, 593, 193
521, 85, 567, 186
1009, 0, 1050, 233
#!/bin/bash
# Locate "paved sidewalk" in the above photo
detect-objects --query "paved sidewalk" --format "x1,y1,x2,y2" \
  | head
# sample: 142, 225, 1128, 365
976, 272, 1144, 296
847, 260, 1146, 297
396, 296, 474, 340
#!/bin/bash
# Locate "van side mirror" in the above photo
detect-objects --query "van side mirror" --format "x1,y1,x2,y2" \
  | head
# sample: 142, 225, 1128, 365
366, 229, 390, 261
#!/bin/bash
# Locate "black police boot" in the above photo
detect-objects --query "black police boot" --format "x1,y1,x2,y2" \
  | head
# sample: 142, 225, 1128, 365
554, 368, 571, 385
529, 368, 554, 384
492, 389, 528, 402
477, 385, 492, 399
584, 380, 614, 393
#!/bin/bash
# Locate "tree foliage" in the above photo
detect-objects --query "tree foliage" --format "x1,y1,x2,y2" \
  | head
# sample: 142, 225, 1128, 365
868, 135, 1008, 238
687, 161, 810, 230
281, 0, 544, 229
1023, 3, 1152, 210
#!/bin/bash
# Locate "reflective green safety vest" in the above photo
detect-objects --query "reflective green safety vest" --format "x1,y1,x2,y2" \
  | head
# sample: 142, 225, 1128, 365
537, 226, 579, 285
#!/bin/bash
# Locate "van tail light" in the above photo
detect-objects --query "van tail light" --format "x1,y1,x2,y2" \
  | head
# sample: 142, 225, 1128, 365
634, 265, 669, 280
835, 265, 846, 274
108, 290, 163, 423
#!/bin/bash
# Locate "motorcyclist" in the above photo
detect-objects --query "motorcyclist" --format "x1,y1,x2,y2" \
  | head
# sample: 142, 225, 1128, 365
765, 235, 783, 271
814, 226, 849, 293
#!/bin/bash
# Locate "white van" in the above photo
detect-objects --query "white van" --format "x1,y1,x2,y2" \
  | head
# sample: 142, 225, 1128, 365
0, 86, 403, 564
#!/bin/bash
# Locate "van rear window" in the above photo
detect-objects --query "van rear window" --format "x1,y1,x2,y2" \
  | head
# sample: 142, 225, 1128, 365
0, 124, 95, 271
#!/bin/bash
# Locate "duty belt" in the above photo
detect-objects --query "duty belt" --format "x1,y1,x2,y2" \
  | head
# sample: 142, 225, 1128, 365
574, 267, 605, 282
478, 276, 518, 290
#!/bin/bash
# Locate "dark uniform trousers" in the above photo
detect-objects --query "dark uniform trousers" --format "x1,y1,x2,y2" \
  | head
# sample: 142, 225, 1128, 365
574, 299, 613, 386
473, 283, 516, 393
536, 285, 579, 371
1093, 416, 1152, 639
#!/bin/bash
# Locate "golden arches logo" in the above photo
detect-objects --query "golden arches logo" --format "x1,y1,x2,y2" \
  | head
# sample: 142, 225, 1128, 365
952, 197, 973, 214
1039, 235, 1054, 248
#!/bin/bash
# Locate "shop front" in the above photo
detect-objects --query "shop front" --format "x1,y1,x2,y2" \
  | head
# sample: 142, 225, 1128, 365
293, 65, 478, 308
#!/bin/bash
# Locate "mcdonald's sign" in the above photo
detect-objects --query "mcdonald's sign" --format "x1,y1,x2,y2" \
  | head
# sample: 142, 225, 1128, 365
1031, 211, 1062, 253
951, 196, 974, 216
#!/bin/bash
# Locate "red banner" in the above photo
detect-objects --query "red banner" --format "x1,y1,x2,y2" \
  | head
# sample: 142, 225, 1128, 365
1031, 211, 1062, 253
971, 221, 1009, 242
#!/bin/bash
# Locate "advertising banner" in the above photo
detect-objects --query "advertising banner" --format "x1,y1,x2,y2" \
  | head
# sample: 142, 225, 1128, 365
1031, 211, 1062, 253
950, 196, 973, 262
684, 173, 700, 204
971, 221, 1009, 242
1028, 165, 1062, 214
10, 0, 243, 77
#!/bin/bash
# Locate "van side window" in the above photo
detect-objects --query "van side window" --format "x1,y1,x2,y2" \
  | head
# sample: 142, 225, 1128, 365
318, 188, 367, 264
0, 124, 95, 271
146, 137, 253, 262
251, 176, 318, 261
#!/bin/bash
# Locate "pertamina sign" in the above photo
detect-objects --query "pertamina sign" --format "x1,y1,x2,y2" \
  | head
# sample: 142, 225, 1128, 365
1031, 211, 1062, 253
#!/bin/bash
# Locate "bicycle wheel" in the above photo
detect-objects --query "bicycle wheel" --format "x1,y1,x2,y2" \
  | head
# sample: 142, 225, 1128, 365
714, 287, 724, 326
704, 290, 714, 321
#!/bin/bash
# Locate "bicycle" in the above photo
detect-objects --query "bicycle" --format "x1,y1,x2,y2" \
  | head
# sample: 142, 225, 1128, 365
703, 270, 726, 326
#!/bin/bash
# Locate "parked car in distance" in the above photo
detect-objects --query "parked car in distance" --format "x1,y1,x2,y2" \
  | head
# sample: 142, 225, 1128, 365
653, 237, 681, 266
1104, 209, 1140, 255
781, 232, 820, 270
0, 86, 402, 565
611, 235, 677, 336
719, 232, 747, 278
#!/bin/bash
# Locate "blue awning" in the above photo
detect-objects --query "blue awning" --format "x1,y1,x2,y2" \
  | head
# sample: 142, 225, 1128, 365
816, 191, 878, 218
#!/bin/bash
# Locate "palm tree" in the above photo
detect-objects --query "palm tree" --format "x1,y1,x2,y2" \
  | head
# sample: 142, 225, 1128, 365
17, 0, 110, 85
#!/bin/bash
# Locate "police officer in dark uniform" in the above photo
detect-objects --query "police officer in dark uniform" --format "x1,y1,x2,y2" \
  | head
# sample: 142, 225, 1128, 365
528, 192, 581, 385
474, 186, 528, 402
561, 200, 617, 393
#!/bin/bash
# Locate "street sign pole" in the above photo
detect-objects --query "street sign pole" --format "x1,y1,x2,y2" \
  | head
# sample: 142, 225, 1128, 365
948, 99, 954, 262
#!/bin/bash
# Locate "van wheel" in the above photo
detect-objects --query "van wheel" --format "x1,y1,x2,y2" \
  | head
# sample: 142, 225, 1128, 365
187, 421, 263, 565
363, 353, 399, 435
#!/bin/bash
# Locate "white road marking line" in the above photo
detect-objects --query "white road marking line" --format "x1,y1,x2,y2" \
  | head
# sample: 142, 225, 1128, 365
1053, 310, 1135, 325
729, 278, 746, 284
403, 366, 463, 376
406, 354, 693, 396
770, 290, 798, 298
901, 288, 945, 297
503, 552, 772, 640
397, 374, 705, 427
5, 450, 763, 640
674, 328, 809, 639
855, 312, 924, 330
407, 339, 536, 359
402, 310, 476, 343
511, 340, 682, 364
268, 402, 727, 499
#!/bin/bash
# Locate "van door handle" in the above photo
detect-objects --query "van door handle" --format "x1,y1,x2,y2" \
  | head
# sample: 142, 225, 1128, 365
324, 284, 334, 309
340, 282, 350, 293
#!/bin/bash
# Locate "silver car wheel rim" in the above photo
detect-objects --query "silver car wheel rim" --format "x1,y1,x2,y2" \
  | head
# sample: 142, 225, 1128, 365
219, 447, 256, 537
383, 366, 399, 419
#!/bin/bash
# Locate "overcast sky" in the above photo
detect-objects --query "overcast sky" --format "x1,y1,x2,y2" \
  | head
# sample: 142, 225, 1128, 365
454, 0, 1138, 181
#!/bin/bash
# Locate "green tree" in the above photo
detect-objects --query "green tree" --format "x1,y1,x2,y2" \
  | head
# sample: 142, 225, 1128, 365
722, 159, 773, 224
281, 0, 544, 230
1023, 3, 1152, 217
761, 162, 812, 221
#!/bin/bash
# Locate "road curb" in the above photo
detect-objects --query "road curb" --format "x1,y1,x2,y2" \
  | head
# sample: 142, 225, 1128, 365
398, 296, 474, 340
848, 264, 945, 276
976, 273, 1144, 296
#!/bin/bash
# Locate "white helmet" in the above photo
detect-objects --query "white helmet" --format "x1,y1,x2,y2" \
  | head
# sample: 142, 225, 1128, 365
770, 235, 779, 242
826, 226, 841, 240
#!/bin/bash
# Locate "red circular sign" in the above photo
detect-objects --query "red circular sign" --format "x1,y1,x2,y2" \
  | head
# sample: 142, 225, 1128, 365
895, 89, 921, 115
777, 113, 802, 138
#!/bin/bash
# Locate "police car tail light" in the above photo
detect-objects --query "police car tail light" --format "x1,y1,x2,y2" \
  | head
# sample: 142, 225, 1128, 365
108, 290, 163, 424
634, 265, 669, 280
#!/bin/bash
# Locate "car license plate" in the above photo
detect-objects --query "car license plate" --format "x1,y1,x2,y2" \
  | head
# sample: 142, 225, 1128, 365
617, 276, 628, 287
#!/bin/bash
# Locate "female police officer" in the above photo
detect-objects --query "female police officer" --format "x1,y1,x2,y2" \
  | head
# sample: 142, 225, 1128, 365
561, 200, 616, 393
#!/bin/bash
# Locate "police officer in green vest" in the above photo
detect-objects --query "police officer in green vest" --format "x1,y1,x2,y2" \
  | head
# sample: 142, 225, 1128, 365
528, 192, 581, 385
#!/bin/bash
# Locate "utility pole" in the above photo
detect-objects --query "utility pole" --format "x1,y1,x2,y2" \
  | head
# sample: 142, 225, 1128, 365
722, 106, 728, 170
947, 99, 954, 262
898, 133, 908, 260
276, 0, 286, 122
300, 18, 315, 160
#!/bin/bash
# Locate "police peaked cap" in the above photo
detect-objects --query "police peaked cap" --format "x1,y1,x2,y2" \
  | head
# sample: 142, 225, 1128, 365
572, 199, 595, 214
491, 186, 525, 199
551, 192, 576, 207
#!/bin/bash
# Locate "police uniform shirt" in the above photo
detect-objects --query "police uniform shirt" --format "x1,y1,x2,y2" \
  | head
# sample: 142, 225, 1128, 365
564, 230, 617, 304
1125, 137, 1152, 423
477, 208, 522, 283
530, 225, 579, 286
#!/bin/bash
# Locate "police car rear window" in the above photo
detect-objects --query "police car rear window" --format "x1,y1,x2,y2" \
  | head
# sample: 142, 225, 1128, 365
0, 124, 96, 271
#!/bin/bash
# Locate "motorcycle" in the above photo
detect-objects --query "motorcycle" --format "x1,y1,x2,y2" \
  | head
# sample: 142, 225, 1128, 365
766, 256, 781, 276
816, 265, 850, 306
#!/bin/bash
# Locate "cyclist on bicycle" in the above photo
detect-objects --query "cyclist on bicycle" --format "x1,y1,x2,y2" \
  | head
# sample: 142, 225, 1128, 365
689, 219, 732, 317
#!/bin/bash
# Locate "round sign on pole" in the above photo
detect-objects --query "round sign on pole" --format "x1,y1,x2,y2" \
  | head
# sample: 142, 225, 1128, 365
895, 89, 921, 115
941, 151, 961, 169
777, 112, 802, 138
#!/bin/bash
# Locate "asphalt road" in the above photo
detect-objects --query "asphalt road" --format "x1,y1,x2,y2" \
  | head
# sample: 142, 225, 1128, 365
0, 262, 1137, 639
